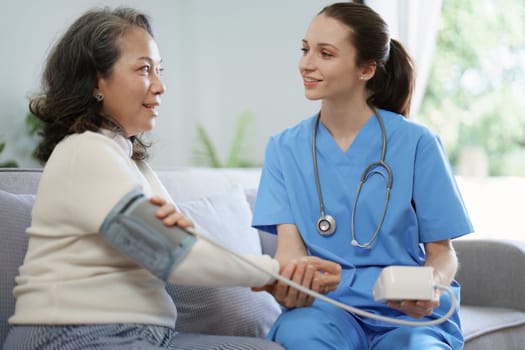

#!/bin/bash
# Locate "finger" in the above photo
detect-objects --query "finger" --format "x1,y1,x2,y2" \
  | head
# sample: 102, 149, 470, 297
251, 283, 275, 293
155, 204, 177, 219
306, 277, 321, 306
159, 212, 187, 226
175, 217, 194, 228
275, 261, 295, 303
306, 257, 341, 292
386, 300, 416, 318
307, 257, 342, 275
415, 300, 438, 316
386, 300, 400, 309
149, 196, 166, 205
415, 300, 438, 309
155, 205, 193, 228
295, 260, 314, 306
312, 271, 327, 294
286, 260, 307, 307
390, 300, 432, 319
387, 300, 412, 311
320, 273, 341, 292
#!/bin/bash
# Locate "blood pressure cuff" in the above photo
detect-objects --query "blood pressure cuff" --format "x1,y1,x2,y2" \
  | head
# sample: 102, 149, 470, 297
99, 187, 197, 281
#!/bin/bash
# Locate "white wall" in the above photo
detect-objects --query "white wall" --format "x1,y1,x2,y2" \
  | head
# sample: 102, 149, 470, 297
0, 0, 334, 168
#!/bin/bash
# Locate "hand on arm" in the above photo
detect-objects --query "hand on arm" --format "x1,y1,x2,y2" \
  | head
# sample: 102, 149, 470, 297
150, 196, 194, 228
387, 239, 458, 318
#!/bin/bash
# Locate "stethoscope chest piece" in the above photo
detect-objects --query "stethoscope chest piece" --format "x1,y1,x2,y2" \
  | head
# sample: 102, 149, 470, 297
317, 215, 336, 236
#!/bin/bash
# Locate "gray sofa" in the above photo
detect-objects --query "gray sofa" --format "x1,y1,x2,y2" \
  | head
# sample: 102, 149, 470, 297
1, 168, 525, 349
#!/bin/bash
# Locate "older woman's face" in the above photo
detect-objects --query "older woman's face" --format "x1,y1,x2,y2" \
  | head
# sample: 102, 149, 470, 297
95, 26, 165, 137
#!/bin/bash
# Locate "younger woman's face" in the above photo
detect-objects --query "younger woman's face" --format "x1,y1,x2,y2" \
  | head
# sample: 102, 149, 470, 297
95, 26, 165, 137
299, 14, 366, 102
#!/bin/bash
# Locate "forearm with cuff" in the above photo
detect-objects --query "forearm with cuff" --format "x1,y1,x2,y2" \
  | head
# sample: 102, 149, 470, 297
99, 188, 279, 288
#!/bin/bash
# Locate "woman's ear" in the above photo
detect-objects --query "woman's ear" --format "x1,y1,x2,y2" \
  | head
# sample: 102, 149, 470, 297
93, 72, 104, 95
359, 61, 377, 81
93, 74, 105, 102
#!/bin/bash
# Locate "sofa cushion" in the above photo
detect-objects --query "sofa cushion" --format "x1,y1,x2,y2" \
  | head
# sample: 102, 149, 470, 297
0, 191, 34, 345
461, 305, 525, 349
167, 185, 282, 337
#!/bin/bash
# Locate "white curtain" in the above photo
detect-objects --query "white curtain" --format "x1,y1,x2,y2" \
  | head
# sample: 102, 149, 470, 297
365, 0, 443, 118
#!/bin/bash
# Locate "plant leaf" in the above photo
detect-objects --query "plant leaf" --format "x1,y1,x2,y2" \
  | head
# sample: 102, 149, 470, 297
225, 111, 253, 167
0, 141, 18, 168
192, 123, 223, 167
25, 111, 43, 136
0, 160, 18, 168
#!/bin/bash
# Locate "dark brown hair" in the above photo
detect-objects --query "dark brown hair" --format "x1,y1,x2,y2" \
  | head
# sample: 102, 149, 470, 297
31, 7, 154, 162
319, 2, 414, 117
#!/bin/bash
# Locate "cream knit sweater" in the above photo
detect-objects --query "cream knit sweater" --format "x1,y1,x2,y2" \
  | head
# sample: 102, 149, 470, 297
9, 131, 277, 326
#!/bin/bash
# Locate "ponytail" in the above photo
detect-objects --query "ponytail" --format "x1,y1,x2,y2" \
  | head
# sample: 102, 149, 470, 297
367, 38, 414, 117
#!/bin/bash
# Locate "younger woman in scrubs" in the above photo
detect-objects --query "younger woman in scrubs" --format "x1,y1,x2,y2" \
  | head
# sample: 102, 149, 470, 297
252, 2, 473, 349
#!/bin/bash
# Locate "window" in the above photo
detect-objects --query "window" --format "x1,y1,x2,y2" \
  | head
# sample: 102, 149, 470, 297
419, 0, 525, 242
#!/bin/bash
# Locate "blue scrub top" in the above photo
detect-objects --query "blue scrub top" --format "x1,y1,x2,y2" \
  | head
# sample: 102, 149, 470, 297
252, 109, 473, 329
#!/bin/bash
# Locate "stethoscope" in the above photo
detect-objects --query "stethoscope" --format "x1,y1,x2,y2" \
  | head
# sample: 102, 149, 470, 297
312, 108, 393, 249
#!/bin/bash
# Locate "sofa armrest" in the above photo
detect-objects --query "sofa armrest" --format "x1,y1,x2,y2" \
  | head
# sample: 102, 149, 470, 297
453, 238, 525, 311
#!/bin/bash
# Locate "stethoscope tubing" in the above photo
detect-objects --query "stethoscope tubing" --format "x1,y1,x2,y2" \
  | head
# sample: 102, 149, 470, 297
312, 108, 393, 248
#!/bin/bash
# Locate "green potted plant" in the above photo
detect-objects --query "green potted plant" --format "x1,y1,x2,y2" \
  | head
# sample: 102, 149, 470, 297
192, 110, 259, 168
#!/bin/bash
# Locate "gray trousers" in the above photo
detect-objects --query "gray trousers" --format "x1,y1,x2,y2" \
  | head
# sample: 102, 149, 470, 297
2, 325, 284, 350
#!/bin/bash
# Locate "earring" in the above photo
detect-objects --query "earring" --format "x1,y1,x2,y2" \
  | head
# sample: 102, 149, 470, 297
94, 92, 104, 102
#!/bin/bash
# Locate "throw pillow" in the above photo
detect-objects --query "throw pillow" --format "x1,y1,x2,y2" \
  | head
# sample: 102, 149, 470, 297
0, 191, 34, 345
244, 187, 278, 257
167, 185, 281, 337
244, 187, 258, 212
